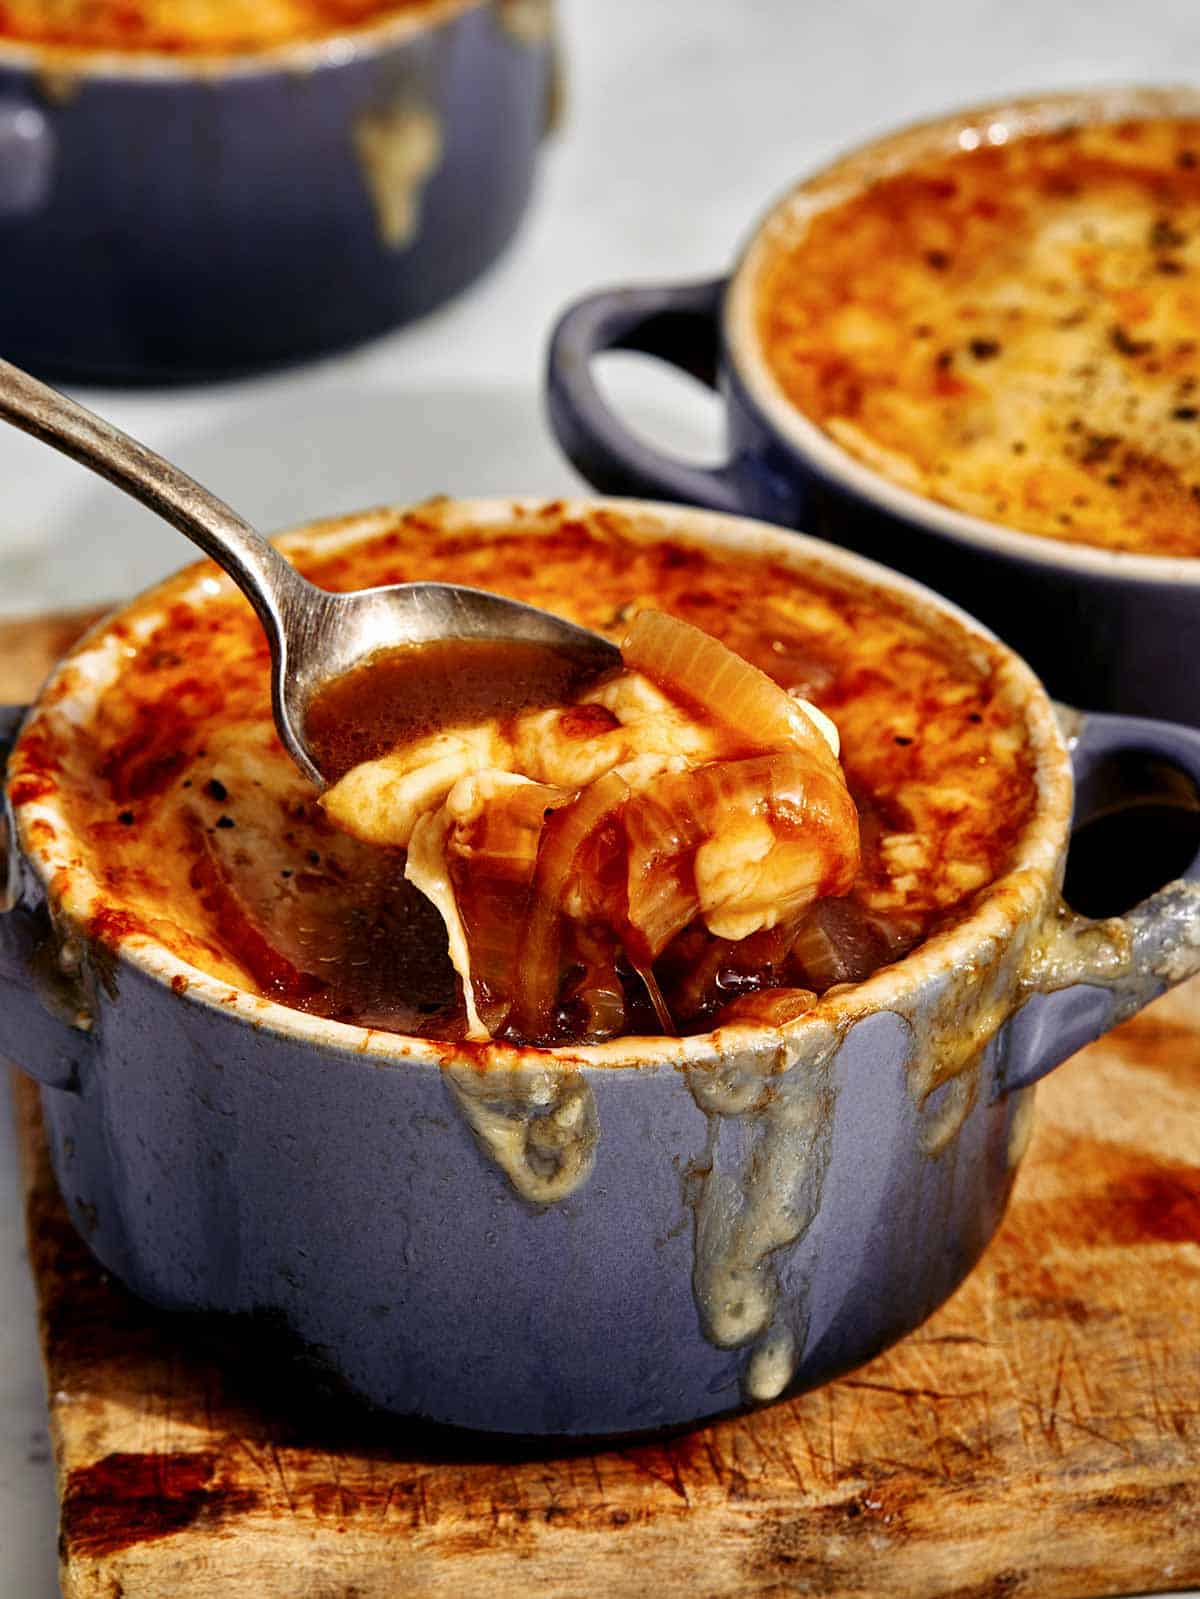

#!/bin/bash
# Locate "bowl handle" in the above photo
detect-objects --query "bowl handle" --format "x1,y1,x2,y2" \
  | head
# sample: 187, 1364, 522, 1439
0, 98, 55, 219
1, 706, 89, 1093
545, 277, 743, 511
1002, 711, 1200, 1094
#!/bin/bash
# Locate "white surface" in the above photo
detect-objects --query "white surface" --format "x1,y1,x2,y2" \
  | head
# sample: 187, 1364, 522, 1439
3, 0, 1200, 1591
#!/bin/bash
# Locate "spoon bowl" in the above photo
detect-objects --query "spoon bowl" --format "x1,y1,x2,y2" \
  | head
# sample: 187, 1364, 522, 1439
0, 359, 621, 787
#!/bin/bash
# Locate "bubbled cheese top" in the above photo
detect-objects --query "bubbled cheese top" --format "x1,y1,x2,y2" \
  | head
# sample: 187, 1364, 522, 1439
757, 115, 1200, 558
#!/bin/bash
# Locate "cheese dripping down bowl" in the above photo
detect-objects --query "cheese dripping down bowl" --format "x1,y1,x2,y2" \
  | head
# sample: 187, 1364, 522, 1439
548, 85, 1200, 729
0, 0, 556, 380
3, 496, 1200, 1438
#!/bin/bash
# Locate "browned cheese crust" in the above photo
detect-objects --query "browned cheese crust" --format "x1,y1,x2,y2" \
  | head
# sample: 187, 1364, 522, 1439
758, 117, 1200, 557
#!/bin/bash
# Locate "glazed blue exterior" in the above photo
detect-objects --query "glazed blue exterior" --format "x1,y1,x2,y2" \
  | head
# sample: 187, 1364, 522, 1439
3, 698, 1200, 1436
0, 3, 552, 380
546, 278, 1200, 727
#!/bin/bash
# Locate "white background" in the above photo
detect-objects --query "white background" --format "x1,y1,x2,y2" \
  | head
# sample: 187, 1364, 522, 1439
3, 0, 1199, 1591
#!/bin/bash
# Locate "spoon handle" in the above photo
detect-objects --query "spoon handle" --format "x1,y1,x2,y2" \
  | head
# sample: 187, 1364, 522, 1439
0, 357, 309, 632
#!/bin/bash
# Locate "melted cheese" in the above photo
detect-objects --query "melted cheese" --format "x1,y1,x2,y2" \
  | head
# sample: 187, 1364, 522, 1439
758, 116, 1200, 557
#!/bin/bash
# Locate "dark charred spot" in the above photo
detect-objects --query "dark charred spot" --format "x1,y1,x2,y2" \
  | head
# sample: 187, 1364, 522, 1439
204, 778, 228, 802
1110, 325, 1154, 358
1173, 407, 1199, 421
117, 810, 135, 827
1080, 432, 1120, 465
925, 249, 951, 271
968, 338, 1001, 360
1150, 217, 1188, 251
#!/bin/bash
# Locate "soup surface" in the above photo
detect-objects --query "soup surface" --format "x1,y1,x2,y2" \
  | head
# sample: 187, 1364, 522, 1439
11, 503, 1038, 1043
0, 0, 445, 53
757, 115, 1200, 558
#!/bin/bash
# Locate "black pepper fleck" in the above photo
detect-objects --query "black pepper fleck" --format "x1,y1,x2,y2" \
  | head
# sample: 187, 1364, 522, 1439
925, 249, 950, 271
216, 815, 236, 830
893, 735, 913, 746
117, 810, 135, 826
204, 778, 228, 802
1173, 406, 1199, 421
968, 338, 1001, 360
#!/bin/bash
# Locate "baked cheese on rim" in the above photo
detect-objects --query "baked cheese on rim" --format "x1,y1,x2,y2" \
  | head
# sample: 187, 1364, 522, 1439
9, 503, 1038, 1044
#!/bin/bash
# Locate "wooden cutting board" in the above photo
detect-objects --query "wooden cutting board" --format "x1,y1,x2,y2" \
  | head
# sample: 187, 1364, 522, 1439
4, 611, 1200, 1599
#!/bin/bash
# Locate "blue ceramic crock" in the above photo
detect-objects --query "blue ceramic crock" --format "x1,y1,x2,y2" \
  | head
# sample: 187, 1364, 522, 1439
2, 498, 1200, 1438
0, 0, 555, 380
546, 87, 1200, 728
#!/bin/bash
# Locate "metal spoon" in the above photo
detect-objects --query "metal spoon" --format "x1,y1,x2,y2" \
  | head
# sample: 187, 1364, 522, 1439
0, 358, 621, 787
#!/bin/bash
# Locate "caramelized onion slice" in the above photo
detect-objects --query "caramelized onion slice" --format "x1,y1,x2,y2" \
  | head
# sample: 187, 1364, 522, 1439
406, 773, 569, 1039
626, 749, 860, 947
512, 769, 632, 1042
714, 988, 819, 1028
622, 610, 839, 759
444, 776, 568, 1037
788, 898, 914, 992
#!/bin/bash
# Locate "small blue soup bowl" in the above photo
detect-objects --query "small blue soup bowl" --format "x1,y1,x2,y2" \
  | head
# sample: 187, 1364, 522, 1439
547, 86, 1200, 728
0, 0, 555, 380
3, 498, 1200, 1437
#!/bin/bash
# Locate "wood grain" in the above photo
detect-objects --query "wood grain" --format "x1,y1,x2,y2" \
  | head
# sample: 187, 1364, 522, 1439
0, 608, 104, 704
5, 609, 1200, 1599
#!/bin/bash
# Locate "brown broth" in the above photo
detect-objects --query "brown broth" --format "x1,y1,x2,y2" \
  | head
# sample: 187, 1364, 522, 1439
306, 638, 608, 783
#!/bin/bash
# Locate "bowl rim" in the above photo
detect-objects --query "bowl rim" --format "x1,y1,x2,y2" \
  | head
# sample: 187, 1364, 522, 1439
724, 82, 1200, 589
0, 0, 492, 83
7, 496, 1072, 1074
